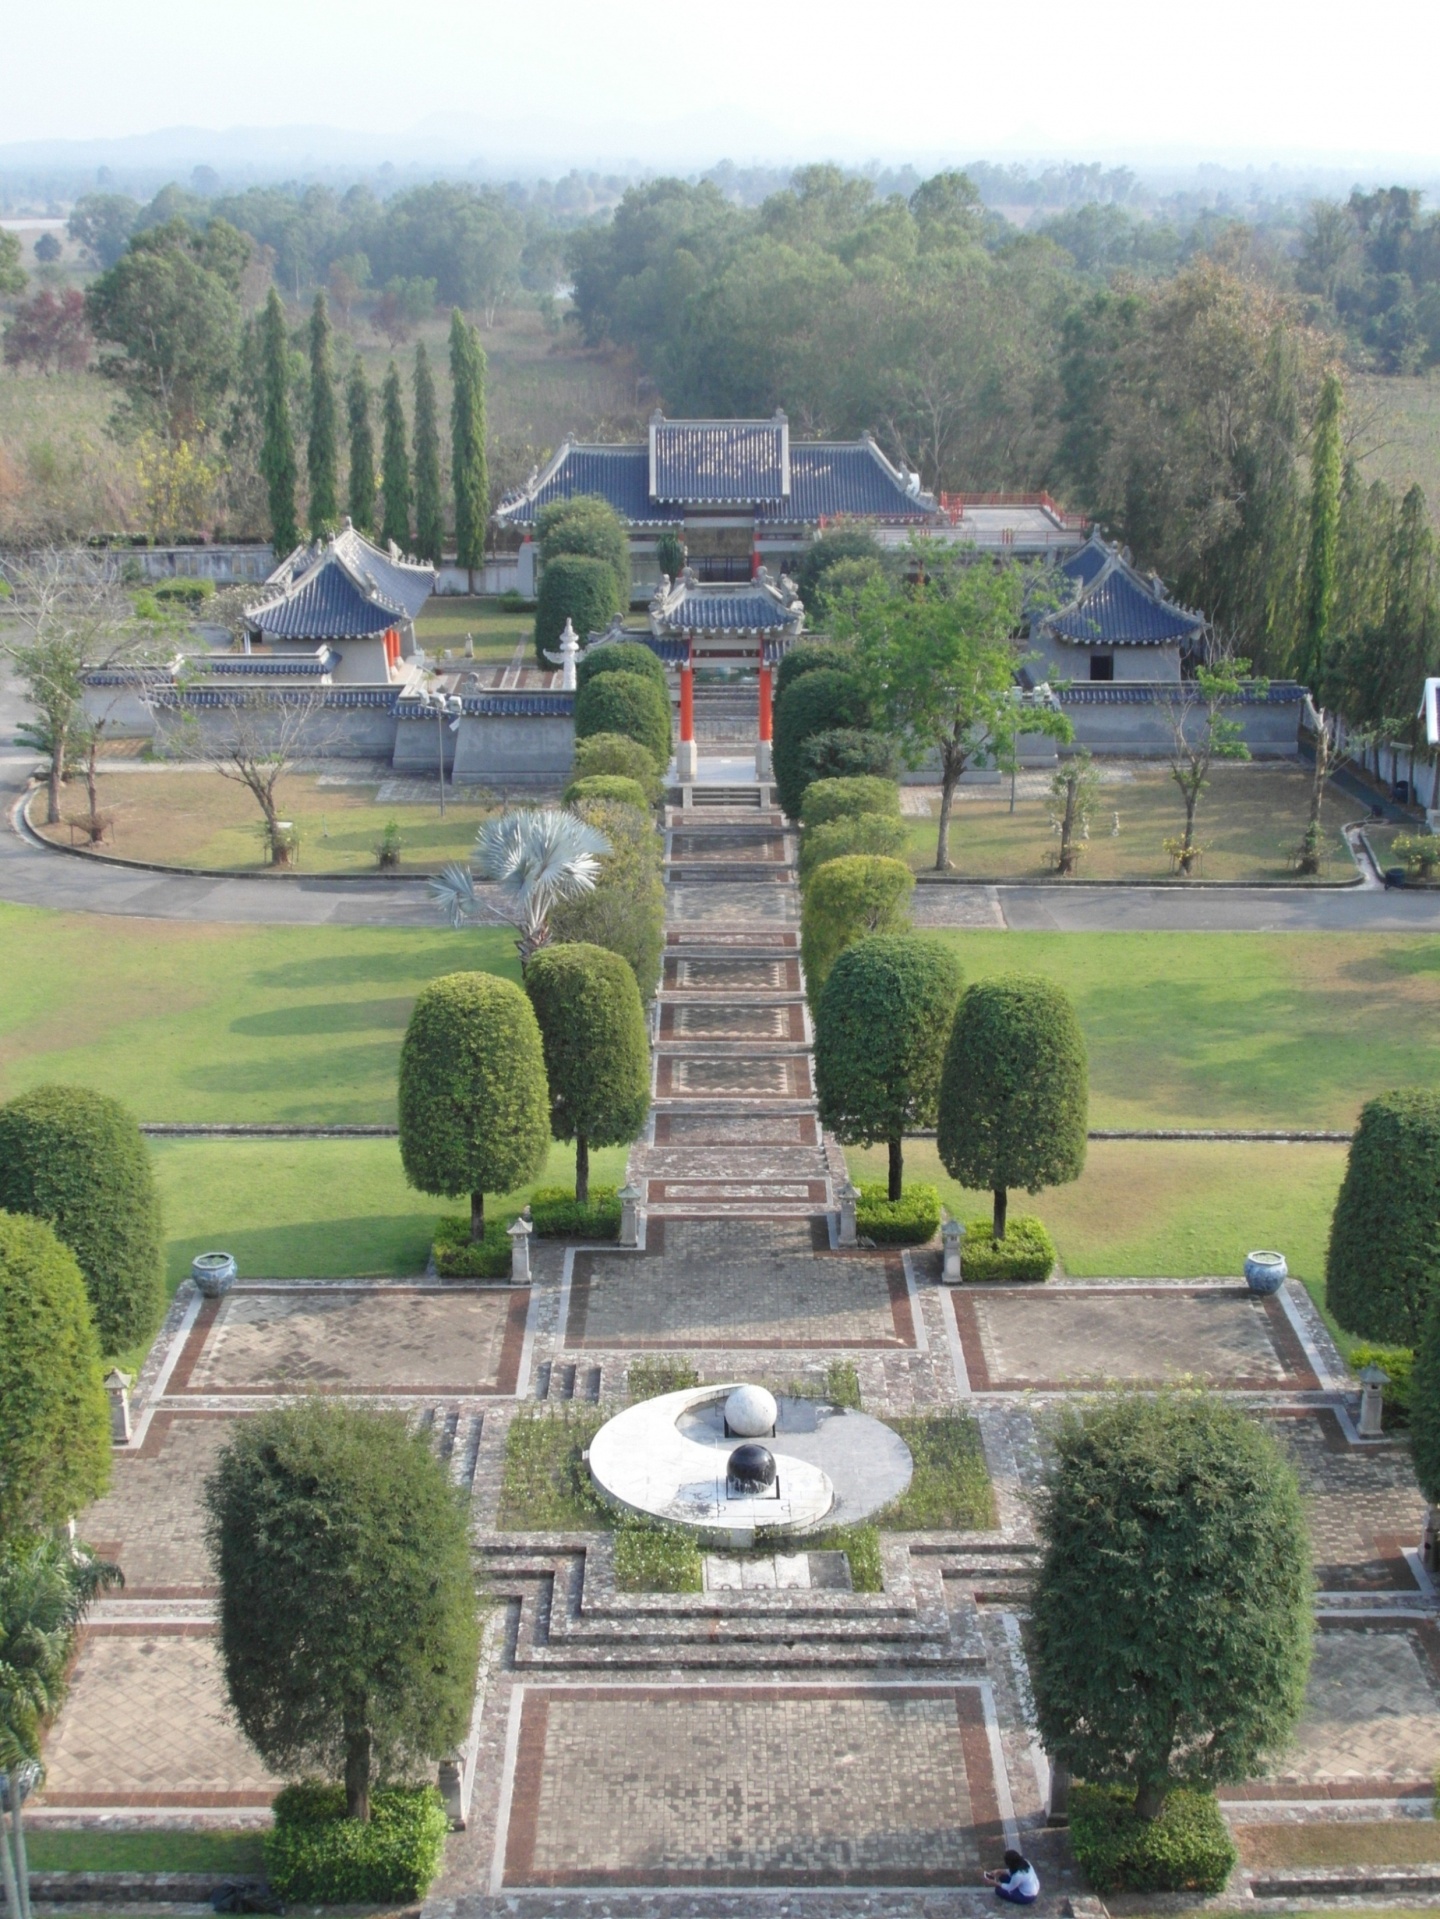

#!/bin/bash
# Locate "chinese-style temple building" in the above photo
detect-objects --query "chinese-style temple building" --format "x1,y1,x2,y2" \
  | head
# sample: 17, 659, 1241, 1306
1029, 531, 1207, 685
242, 524, 435, 683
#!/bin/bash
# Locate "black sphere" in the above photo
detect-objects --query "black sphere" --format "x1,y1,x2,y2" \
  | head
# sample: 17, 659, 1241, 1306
727, 1443, 776, 1493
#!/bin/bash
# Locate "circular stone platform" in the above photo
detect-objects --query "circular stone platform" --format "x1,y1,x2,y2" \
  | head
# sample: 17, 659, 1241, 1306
588, 1385, 912, 1545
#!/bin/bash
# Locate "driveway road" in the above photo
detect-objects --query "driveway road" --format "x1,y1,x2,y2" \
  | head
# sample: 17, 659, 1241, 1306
919, 881, 1440, 933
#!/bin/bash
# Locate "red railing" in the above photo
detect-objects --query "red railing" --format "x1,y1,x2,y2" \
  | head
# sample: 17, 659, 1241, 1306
937, 491, 1088, 529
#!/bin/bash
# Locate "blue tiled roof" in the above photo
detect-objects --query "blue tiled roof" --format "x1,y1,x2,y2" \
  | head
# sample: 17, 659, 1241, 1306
659, 590, 792, 632
761, 444, 933, 524
251, 566, 402, 640
1043, 533, 1206, 647
500, 447, 681, 527
653, 420, 786, 503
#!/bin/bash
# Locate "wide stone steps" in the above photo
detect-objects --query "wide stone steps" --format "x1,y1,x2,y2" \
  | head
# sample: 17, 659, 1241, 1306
534, 1359, 603, 1403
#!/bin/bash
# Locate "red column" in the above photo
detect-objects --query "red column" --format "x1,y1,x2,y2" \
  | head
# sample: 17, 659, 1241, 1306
758, 663, 773, 743
680, 661, 694, 744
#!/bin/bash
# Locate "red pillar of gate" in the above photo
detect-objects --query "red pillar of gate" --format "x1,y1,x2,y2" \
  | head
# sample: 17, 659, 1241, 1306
757, 663, 773, 743
680, 661, 694, 744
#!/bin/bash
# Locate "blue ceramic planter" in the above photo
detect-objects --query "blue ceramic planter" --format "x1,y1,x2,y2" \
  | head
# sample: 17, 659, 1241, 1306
1244, 1251, 1287, 1295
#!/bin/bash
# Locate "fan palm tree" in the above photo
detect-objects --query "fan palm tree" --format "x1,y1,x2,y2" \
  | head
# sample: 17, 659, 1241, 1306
430, 808, 610, 965
0, 1536, 121, 1919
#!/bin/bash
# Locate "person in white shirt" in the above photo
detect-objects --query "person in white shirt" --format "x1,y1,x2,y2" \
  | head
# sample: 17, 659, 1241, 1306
985, 1848, 1040, 1904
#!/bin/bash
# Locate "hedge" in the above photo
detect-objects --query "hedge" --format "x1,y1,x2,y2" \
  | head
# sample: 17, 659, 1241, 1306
537, 493, 631, 607
800, 776, 901, 827
0, 1209, 111, 1535
573, 670, 672, 771
1326, 1089, 1440, 1346
958, 1214, 1055, 1282
153, 577, 215, 607
534, 552, 620, 665
1347, 1341, 1413, 1427
264, 1783, 448, 1904
1413, 1300, 1440, 1502
575, 638, 667, 692
1068, 1784, 1237, 1896
563, 773, 652, 812
799, 853, 913, 996
799, 727, 899, 786
773, 666, 869, 818
571, 731, 663, 797
774, 639, 845, 704
552, 798, 665, 1002
799, 810, 908, 886
0, 1084, 165, 1354
433, 1214, 511, 1277
856, 1180, 941, 1245
529, 1185, 622, 1239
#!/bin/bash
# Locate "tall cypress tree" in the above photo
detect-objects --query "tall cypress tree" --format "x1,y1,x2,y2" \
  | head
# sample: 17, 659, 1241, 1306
413, 341, 444, 566
307, 291, 340, 537
449, 308, 488, 580
1300, 371, 1342, 691
259, 287, 298, 555
345, 359, 376, 534
379, 361, 411, 551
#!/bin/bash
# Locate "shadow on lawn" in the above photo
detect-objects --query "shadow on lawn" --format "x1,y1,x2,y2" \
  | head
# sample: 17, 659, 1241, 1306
245, 932, 515, 993
180, 1037, 402, 1111
229, 995, 415, 1038
166, 1214, 436, 1282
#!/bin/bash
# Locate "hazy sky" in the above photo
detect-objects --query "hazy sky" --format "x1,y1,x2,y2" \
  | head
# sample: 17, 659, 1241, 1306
6, 0, 1439, 170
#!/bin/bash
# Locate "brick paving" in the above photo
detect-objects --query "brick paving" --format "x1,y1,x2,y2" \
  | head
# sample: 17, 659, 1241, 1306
80, 1413, 238, 1593
1267, 1411, 1425, 1591
502, 1685, 999, 1886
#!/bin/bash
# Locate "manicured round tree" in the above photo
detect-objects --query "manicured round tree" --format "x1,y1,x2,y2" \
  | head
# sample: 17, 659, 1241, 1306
524, 943, 650, 1203
773, 667, 870, 819
1030, 1391, 1312, 1821
1411, 1298, 1440, 1517
571, 731, 663, 799
1326, 1089, 1440, 1346
0, 1210, 111, 1535
815, 936, 964, 1200
537, 493, 631, 607
575, 639, 668, 693
774, 639, 845, 703
550, 798, 665, 1002
799, 775, 902, 828
574, 670, 672, 771
799, 854, 914, 999
937, 974, 1088, 1241
0, 1085, 164, 1353
398, 973, 550, 1241
534, 553, 620, 665
798, 811, 908, 886
563, 774, 651, 813
796, 525, 884, 612
799, 727, 899, 787
205, 1398, 479, 1823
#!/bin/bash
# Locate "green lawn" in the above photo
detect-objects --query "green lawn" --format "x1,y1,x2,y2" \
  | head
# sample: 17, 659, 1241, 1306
24, 1829, 267, 1876
0, 905, 516, 1123
919, 930, 1440, 1130
415, 594, 535, 664
153, 1136, 629, 1286
901, 763, 1359, 883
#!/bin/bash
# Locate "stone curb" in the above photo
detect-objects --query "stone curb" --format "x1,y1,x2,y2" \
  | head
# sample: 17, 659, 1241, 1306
5, 1869, 251, 1902
136, 1125, 1351, 1142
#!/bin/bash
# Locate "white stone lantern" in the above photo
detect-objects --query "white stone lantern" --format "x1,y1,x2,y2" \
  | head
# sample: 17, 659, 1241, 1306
507, 1210, 534, 1283
618, 1182, 642, 1247
837, 1179, 859, 1248
543, 618, 581, 690
1358, 1362, 1389, 1438
941, 1213, 965, 1284
104, 1368, 133, 1444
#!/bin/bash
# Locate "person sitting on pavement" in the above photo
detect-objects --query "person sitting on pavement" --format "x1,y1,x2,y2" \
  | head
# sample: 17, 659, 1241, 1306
984, 1849, 1040, 1904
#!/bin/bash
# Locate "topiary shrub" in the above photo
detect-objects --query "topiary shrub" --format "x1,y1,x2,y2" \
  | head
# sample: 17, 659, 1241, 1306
1326, 1090, 1440, 1346
563, 773, 652, 813
775, 639, 846, 704
799, 727, 899, 786
0, 1209, 111, 1534
1411, 1299, 1440, 1504
856, 1180, 941, 1244
0, 1084, 164, 1353
571, 731, 663, 797
800, 776, 901, 828
534, 553, 620, 665
773, 666, 870, 818
575, 638, 667, 692
799, 811, 909, 886
153, 577, 215, 608
815, 935, 962, 1197
525, 943, 650, 1203
398, 973, 551, 1242
537, 494, 631, 608
937, 975, 1088, 1242
574, 670, 672, 771
800, 854, 914, 999
1068, 1784, 1237, 1895
1030, 1392, 1312, 1826
265, 1783, 449, 1903
958, 1214, 1055, 1282
551, 798, 664, 1001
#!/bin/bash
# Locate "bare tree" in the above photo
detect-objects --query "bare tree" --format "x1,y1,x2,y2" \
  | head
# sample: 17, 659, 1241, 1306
1296, 694, 1338, 874
170, 689, 332, 865
1049, 751, 1100, 875
1158, 641, 1259, 875
2, 550, 156, 824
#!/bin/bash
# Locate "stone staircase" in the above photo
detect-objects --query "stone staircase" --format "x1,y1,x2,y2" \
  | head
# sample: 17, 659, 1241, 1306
628, 780, 835, 1220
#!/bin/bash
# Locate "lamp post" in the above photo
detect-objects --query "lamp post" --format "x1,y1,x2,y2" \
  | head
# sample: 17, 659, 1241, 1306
427, 689, 464, 816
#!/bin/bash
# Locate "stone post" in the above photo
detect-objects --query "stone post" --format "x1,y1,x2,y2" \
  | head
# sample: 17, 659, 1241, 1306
677, 660, 697, 780
507, 1211, 533, 1284
104, 1369, 133, 1444
837, 1179, 858, 1248
619, 1182, 642, 1248
1425, 1504, 1438, 1573
1046, 1759, 1071, 1827
1358, 1363, 1388, 1438
941, 1213, 965, 1284
437, 1755, 465, 1829
756, 663, 773, 780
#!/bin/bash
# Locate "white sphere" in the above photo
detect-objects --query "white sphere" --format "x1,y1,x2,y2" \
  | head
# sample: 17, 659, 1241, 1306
725, 1384, 778, 1437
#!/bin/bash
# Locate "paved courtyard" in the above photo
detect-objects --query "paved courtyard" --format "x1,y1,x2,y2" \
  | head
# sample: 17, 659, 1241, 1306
82, 1413, 238, 1592
177, 1285, 528, 1396
1269, 1411, 1426, 1591
500, 1685, 1001, 1887
955, 1285, 1316, 1391
566, 1220, 914, 1349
